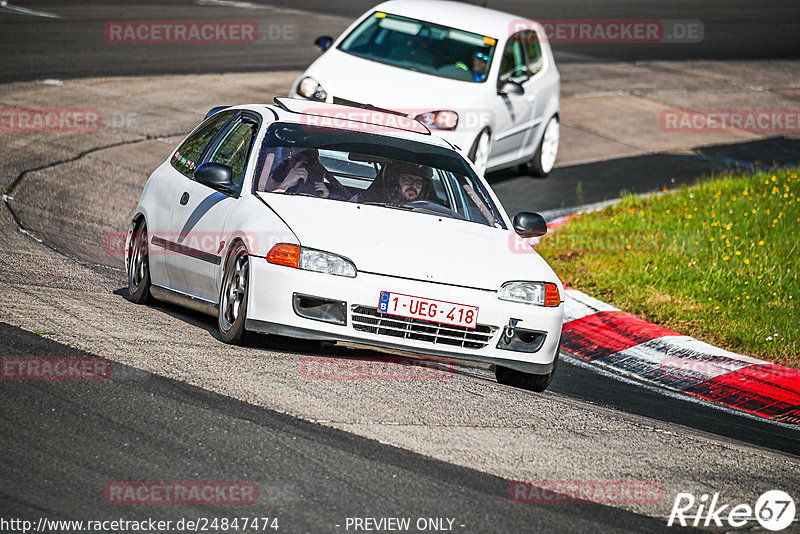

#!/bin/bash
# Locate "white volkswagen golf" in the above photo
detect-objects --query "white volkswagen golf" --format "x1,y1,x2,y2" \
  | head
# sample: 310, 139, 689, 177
126, 99, 564, 391
290, 0, 560, 176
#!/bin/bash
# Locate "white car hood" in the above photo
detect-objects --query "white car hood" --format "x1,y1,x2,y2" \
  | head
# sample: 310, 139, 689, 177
259, 193, 557, 291
304, 49, 489, 112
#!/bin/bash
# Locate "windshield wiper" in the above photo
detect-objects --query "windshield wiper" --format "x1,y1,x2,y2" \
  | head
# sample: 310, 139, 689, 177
284, 192, 320, 198
363, 202, 414, 211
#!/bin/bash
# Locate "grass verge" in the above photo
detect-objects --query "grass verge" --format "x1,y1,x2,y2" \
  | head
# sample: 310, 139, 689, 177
537, 168, 799, 366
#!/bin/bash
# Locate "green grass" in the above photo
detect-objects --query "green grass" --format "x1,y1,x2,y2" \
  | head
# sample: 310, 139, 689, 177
537, 168, 799, 366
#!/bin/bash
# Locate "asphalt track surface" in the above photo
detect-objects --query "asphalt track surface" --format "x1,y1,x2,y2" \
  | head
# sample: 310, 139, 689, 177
1, 0, 799, 83
2, 1, 800, 531
1, 322, 691, 532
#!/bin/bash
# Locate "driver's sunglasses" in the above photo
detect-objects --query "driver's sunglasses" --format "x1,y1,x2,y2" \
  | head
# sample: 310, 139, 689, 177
399, 175, 424, 188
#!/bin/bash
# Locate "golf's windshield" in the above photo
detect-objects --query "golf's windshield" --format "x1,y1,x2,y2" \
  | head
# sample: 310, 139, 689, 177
253, 123, 505, 228
338, 11, 497, 83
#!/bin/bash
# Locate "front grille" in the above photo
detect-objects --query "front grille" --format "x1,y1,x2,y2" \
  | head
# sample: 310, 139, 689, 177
351, 306, 496, 350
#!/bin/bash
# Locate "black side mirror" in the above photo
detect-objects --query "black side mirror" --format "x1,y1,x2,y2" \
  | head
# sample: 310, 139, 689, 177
314, 36, 333, 51
194, 162, 236, 195
513, 211, 547, 238
498, 81, 524, 96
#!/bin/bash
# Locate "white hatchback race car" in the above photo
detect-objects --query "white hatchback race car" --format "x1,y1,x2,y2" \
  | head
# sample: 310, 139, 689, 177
126, 99, 564, 391
290, 0, 560, 176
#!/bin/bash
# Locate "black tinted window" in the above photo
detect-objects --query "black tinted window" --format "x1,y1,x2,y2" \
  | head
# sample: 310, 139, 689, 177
171, 111, 236, 177
523, 31, 543, 75
206, 117, 258, 186
499, 33, 528, 84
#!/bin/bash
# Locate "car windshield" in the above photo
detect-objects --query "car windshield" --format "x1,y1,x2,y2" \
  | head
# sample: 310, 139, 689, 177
254, 123, 506, 228
337, 11, 497, 83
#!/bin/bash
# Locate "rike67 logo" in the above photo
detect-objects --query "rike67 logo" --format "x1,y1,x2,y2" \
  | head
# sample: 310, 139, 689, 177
668, 490, 796, 530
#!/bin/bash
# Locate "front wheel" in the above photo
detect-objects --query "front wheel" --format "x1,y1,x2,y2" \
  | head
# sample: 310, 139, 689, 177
495, 340, 560, 392
468, 128, 491, 175
526, 116, 559, 177
126, 219, 152, 304
218, 242, 250, 344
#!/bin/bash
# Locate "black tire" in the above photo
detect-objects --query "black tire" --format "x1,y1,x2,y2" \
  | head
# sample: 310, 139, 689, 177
495, 339, 560, 392
526, 116, 559, 178
126, 219, 152, 304
218, 242, 250, 344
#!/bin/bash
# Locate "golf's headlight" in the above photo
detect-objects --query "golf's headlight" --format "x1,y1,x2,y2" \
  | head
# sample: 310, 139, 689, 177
266, 244, 356, 277
498, 282, 560, 307
414, 110, 459, 130
297, 76, 328, 101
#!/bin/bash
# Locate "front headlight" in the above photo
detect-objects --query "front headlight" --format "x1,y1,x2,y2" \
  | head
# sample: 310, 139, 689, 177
297, 76, 328, 101
414, 110, 459, 130
267, 244, 356, 278
300, 248, 356, 277
498, 282, 560, 307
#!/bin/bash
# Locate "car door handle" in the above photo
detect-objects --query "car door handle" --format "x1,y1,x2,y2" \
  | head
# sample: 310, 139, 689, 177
180, 192, 190, 205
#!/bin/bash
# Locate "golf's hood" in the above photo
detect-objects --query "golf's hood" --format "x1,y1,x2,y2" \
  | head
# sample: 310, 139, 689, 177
259, 193, 558, 291
303, 49, 489, 113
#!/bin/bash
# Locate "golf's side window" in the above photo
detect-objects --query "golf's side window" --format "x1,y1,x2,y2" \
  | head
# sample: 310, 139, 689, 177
498, 32, 529, 85
522, 30, 543, 76
171, 111, 237, 177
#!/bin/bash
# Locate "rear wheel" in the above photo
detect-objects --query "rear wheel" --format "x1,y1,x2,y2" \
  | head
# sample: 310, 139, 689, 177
126, 219, 152, 304
526, 116, 559, 177
495, 339, 560, 392
218, 242, 250, 344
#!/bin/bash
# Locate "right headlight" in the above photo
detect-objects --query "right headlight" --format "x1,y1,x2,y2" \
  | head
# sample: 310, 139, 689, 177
498, 282, 561, 307
297, 76, 328, 101
267, 244, 356, 278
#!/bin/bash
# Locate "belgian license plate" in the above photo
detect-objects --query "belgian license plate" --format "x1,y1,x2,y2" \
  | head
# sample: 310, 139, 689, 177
378, 291, 479, 329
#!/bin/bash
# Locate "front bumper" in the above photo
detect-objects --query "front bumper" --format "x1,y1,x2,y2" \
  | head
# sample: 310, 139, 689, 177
246, 257, 563, 375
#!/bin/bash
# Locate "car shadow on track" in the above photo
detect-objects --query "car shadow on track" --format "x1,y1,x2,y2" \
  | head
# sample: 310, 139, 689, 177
112, 287, 494, 383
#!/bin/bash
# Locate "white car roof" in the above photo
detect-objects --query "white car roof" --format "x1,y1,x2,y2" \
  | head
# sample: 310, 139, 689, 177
370, 0, 530, 40
232, 100, 458, 150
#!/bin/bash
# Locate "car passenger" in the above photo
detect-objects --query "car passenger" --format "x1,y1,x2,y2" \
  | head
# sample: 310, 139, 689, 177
270, 148, 349, 200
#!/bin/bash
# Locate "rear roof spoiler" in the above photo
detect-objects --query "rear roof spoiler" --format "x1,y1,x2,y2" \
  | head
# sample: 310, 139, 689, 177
205, 106, 231, 119
272, 97, 430, 135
